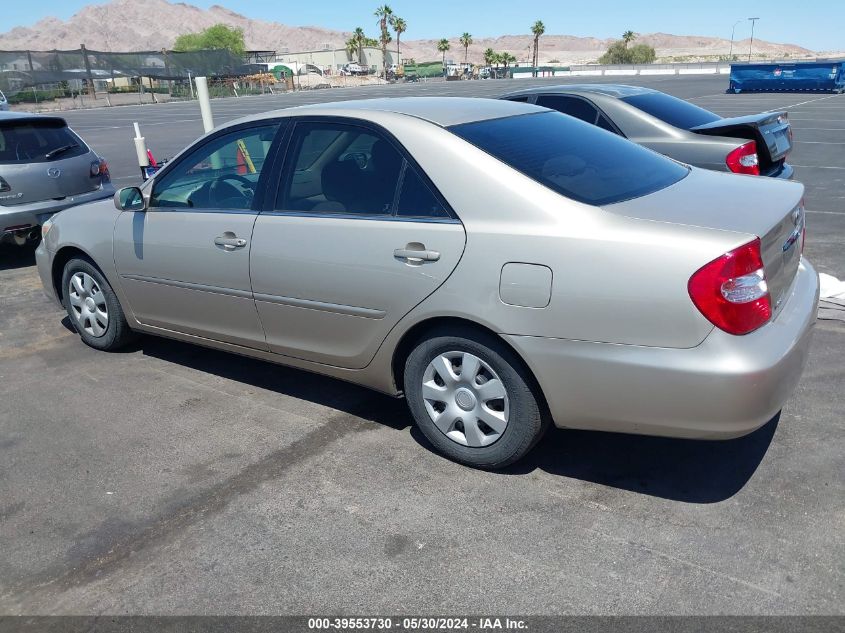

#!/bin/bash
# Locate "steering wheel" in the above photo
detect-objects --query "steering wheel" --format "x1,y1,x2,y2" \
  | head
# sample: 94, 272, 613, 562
209, 175, 255, 208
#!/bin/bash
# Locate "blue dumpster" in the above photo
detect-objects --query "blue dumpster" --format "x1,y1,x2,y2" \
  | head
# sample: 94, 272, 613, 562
729, 61, 845, 93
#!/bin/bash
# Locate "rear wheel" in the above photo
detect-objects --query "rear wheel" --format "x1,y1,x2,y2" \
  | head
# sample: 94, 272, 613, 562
404, 329, 547, 469
61, 257, 135, 351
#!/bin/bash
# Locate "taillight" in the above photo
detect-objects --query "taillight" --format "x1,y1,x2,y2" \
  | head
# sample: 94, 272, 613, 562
91, 159, 110, 181
726, 141, 760, 176
688, 238, 771, 335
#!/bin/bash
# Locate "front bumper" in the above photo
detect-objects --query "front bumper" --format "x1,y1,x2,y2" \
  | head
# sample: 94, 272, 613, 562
1, 183, 115, 238
506, 258, 819, 439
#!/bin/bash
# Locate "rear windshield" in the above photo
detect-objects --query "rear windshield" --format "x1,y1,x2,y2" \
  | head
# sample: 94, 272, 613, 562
621, 92, 722, 130
0, 119, 87, 164
450, 111, 688, 206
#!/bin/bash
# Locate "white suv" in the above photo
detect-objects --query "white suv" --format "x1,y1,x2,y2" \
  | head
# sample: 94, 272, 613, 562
0, 90, 9, 111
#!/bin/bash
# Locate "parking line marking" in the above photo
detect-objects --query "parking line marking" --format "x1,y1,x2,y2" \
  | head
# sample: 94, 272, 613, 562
793, 165, 845, 170
805, 210, 844, 216
794, 141, 845, 145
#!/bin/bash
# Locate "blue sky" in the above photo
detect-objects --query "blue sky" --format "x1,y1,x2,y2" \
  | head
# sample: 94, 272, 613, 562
6, 0, 844, 51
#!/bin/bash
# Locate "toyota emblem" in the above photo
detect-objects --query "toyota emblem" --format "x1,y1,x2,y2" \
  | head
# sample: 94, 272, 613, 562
47, 167, 61, 178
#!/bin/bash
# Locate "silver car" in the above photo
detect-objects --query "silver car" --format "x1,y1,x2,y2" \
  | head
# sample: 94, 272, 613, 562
500, 85, 794, 179
0, 89, 9, 111
35, 98, 818, 468
1, 112, 114, 245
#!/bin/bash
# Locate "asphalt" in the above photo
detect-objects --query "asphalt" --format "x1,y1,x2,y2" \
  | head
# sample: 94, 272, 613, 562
0, 75, 843, 616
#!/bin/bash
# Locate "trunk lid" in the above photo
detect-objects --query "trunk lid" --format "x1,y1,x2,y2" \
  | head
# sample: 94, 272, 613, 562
690, 111, 793, 174
0, 116, 100, 207
604, 168, 805, 315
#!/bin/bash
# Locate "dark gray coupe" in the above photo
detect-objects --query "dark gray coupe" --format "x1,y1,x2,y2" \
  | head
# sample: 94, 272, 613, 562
500, 84, 793, 179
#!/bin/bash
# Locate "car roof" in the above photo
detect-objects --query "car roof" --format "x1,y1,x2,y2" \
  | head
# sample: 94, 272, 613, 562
240, 97, 545, 128
0, 111, 67, 124
502, 84, 659, 99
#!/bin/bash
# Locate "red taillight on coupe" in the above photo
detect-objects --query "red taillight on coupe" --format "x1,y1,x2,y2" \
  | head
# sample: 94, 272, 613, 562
688, 238, 771, 335
726, 141, 760, 176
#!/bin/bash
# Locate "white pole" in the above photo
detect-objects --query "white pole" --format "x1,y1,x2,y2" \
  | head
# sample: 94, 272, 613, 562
195, 76, 214, 133
188, 71, 195, 99
133, 121, 150, 179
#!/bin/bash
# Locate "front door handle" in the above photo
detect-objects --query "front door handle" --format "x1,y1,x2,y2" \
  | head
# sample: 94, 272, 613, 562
394, 247, 440, 263
214, 235, 247, 249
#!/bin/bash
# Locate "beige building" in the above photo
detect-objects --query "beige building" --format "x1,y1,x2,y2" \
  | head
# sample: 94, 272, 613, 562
275, 46, 396, 75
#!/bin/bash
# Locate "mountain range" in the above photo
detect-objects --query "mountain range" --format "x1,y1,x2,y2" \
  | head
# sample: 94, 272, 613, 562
0, 0, 817, 64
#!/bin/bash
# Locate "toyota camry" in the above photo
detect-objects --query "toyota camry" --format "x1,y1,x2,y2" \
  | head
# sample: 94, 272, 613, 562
35, 98, 818, 468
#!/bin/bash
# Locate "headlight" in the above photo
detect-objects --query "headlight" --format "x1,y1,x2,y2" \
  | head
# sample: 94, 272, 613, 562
41, 219, 53, 239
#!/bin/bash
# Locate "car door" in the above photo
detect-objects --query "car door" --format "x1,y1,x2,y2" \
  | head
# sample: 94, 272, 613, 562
113, 121, 283, 349
250, 118, 466, 369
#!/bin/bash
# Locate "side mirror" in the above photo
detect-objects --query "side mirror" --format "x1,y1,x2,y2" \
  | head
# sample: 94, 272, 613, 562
114, 186, 146, 212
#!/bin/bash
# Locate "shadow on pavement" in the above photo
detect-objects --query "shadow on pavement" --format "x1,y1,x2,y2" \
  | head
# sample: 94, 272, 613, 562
508, 414, 779, 503
136, 333, 777, 504
139, 336, 412, 431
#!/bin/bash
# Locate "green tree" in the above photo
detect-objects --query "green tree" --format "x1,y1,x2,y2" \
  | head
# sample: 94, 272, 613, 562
437, 38, 451, 73
351, 27, 367, 64
483, 47, 496, 66
173, 23, 245, 55
622, 30, 636, 49
500, 51, 516, 74
599, 39, 655, 64
531, 20, 545, 76
459, 32, 473, 63
374, 4, 393, 75
391, 16, 407, 65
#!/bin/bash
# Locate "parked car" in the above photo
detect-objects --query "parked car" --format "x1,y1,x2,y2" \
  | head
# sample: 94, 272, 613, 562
0, 89, 9, 111
341, 63, 367, 76
36, 98, 818, 468
500, 85, 794, 179
1, 112, 114, 246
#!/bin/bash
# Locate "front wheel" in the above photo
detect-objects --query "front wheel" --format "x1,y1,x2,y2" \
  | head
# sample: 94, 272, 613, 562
404, 329, 547, 469
62, 257, 136, 351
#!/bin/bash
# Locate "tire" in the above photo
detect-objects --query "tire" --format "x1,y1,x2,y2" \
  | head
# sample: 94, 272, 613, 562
61, 257, 136, 351
404, 328, 548, 469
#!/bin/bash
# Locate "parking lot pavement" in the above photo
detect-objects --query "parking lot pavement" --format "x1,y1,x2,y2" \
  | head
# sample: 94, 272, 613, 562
1, 76, 844, 615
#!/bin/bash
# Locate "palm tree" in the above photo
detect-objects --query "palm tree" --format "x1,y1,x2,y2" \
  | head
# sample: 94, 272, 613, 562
437, 38, 451, 74
374, 4, 393, 75
391, 16, 406, 66
531, 20, 545, 76
501, 51, 516, 76
352, 27, 366, 64
459, 32, 473, 64
622, 30, 636, 49
483, 47, 496, 66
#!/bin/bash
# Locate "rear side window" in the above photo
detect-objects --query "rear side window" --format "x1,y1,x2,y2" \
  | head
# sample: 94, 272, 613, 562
621, 92, 722, 130
535, 95, 599, 124
450, 111, 688, 206
396, 164, 449, 219
0, 119, 87, 164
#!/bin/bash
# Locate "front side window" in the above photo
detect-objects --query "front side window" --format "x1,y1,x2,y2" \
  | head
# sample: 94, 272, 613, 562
450, 112, 688, 206
150, 123, 280, 210
0, 119, 87, 164
278, 122, 404, 216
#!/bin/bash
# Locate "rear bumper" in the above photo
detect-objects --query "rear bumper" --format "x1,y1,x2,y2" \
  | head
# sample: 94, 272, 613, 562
766, 162, 794, 180
1, 183, 115, 236
35, 238, 61, 307
505, 258, 819, 439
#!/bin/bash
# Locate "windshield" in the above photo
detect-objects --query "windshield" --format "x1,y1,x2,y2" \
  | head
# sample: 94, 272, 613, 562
621, 92, 722, 130
0, 119, 87, 164
449, 111, 688, 206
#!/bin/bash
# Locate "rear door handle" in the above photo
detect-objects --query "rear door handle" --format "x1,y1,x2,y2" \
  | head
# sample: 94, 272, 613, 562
214, 236, 248, 249
394, 248, 440, 262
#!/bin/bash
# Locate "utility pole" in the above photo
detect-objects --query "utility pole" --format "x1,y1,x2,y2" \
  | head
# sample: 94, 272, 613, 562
748, 17, 760, 61
729, 20, 741, 60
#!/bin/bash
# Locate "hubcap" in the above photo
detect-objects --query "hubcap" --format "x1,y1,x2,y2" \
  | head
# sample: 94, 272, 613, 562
421, 351, 510, 448
68, 272, 109, 338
